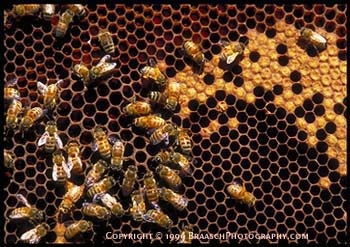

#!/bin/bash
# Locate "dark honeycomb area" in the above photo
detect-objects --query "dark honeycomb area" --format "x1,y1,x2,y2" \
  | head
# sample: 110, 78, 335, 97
3, 4, 348, 244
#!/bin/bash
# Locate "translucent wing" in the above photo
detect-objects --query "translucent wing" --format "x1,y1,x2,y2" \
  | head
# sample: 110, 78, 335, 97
38, 131, 49, 147
20, 228, 39, 243
16, 194, 31, 207
218, 39, 230, 47
311, 31, 327, 44
226, 53, 239, 64
55, 133, 63, 149
99, 55, 111, 64
148, 58, 157, 67
102, 62, 117, 73
62, 161, 71, 178
37, 81, 48, 95
52, 164, 58, 181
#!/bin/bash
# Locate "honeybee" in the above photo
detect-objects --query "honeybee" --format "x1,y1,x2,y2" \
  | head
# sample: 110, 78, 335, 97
219, 40, 246, 65
176, 129, 192, 155
98, 31, 115, 54
93, 127, 112, 161
54, 9, 74, 38
59, 181, 84, 214
227, 181, 256, 207
178, 224, 193, 244
66, 141, 84, 176
38, 121, 63, 153
169, 152, 193, 176
121, 165, 138, 197
64, 220, 93, 240
4, 150, 15, 170
140, 58, 167, 85
20, 223, 50, 244
129, 189, 146, 222
66, 4, 87, 19
153, 149, 172, 164
87, 176, 116, 198
85, 160, 108, 187
183, 40, 205, 66
149, 123, 178, 146
134, 115, 166, 129
123, 99, 152, 116
4, 79, 20, 104
160, 187, 188, 211
143, 171, 160, 209
82, 202, 111, 220
148, 91, 167, 104
20, 107, 45, 132
89, 55, 117, 83
111, 139, 125, 171
95, 193, 125, 217
13, 4, 41, 17
52, 150, 71, 184
37, 80, 62, 111
165, 79, 180, 111
6, 100, 22, 130
9, 194, 44, 223
143, 209, 173, 229
40, 4, 56, 21
156, 165, 182, 191
300, 27, 327, 53
73, 64, 90, 83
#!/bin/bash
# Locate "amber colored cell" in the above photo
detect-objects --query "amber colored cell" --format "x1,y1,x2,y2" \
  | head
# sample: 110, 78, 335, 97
318, 177, 331, 189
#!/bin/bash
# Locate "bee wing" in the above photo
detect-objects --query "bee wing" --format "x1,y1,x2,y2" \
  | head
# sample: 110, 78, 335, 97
20, 228, 39, 243
108, 136, 117, 145
143, 213, 155, 223
55, 133, 63, 149
312, 32, 327, 44
148, 58, 157, 67
99, 55, 112, 65
218, 39, 230, 47
37, 81, 48, 95
62, 161, 71, 178
38, 131, 49, 147
226, 53, 239, 64
52, 164, 58, 181
102, 62, 117, 72
92, 194, 102, 203
92, 141, 98, 152
16, 194, 31, 207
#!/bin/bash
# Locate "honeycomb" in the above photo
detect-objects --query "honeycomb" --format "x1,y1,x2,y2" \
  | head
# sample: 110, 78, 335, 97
2, 4, 348, 244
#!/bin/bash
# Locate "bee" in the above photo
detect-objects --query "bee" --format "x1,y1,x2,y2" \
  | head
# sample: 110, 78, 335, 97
4, 78, 20, 104
153, 149, 172, 164
149, 123, 178, 146
111, 139, 125, 171
13, 4, 41, 17
93, 127, 112, 161
140, 58, 167, 85
300, 27, 327, 53
59, 181, 85, 214
20, 107, 45, 132
6, 100, 22, 130
20, 223, 50, 244
123, 99, 152, 116
38, 121, 63, 153
156, 165, 182, 192
53, 222, 67, 244
143, 171, 160, 209
85, 160, 108, 187
160, 187, 188, 211
95, 193, 125, 217
37, 80, 62, 111
129, 189, 146, 221
66, 141, 84, 176
66, 4, 87, 19
40, 4, 56, 21
4, 150, 15, 170
148, 91, 167, 104
52, 150, 71, 184
143, 209, 173, 229
227, 181, 256, 207
169, 152, 193, 176
176, 129, 192, 155
9, 194, 44, 223
73, 64, 90, 83
134, 115, 166, 129
87, 176, 116, 198
165, 79, 180, 111
98, 31, 115, 54
82, 202, 111, 220
219, 40, 246, 65
64, 220, 93, 241
178, 224, 193, 244
88, 55, 117, 84
54, 9, 74, 38
121, 165, 138, 197
183, 40, 205, 67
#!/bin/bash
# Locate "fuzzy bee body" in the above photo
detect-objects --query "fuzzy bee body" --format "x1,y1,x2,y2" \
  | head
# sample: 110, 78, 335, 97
123, 101, 152, 116
37, 80, 61, 111
160, 187, 188, 211
149, 123, 178, 145
93, 127, 112, 161
89, 55, 116, 82
183, 40, 205, 66
20, 223, 50, 244
121, 165, 138, 197
38, 121, 63, 153
6, 100, 22, 130
148, 91, 167, 104
64, 220, 93, 240
52, 150, 70, 184
97, 193, 125, 217
300, 27, 327, 53
82, 202, 111, 220
219, 40, 246, 65
59, 182, 85, 214
143, 209, 173, 229
9, 194, 44, 223
98, 31, 115, 54
41, 4, 56, 21
130, 189, 146, 221
140, 58, 166, 85
143, 171, 160, 209
177, 129, 192, 155
66, 141, 84, 176
227, 181, 256, 207
13, 4, 41, 17
55, 9, 74, 38
87, 176, 116, 198
111, 140, 125, 171
85, 160, 108, 187
134, 115, 166, 129
20, 107, 44, 132
156, 165, 182, 191
165, 79, 180, 111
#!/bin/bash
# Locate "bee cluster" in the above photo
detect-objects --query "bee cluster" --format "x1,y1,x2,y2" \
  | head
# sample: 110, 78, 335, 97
3, 4, 347, 245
